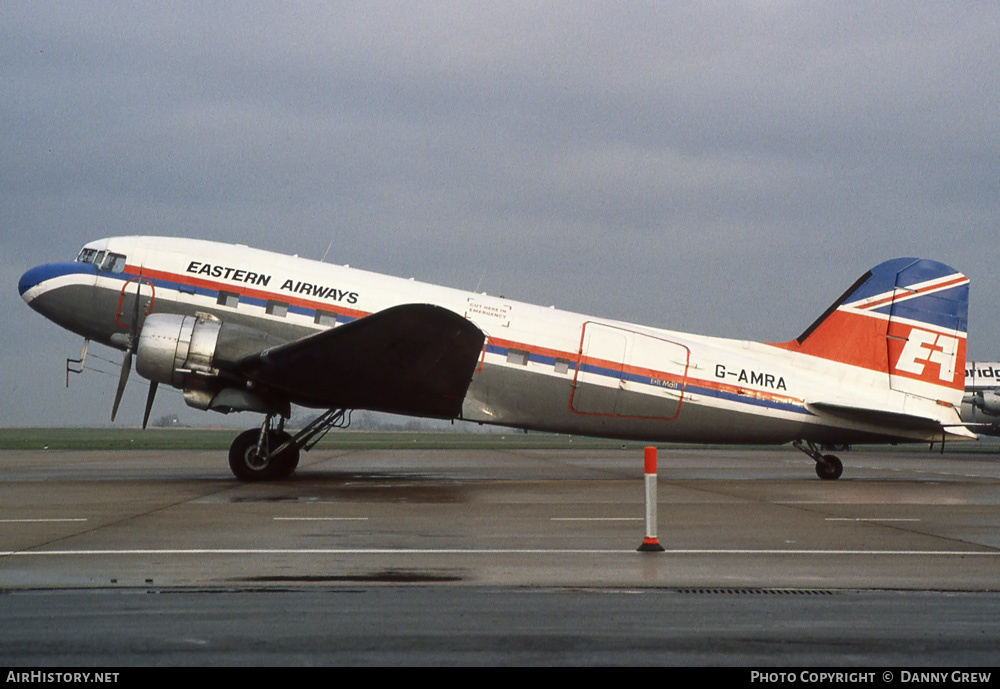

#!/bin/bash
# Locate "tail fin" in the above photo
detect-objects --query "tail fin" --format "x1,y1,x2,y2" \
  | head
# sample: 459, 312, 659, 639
776, 258, 969, 407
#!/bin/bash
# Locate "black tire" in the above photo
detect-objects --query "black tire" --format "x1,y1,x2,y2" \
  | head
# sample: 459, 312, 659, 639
229, 429, 279, 481
815, 454, 844, 481
229, 429, 300, 481
270, 430, 300, 479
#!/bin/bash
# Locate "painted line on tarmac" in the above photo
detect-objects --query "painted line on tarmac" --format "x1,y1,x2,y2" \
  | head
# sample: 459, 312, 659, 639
550, 518, 643, 521
0, 519, 87, 523
2, 548, 998, 556
274, 517, 369, 521
825, 518, 921, 522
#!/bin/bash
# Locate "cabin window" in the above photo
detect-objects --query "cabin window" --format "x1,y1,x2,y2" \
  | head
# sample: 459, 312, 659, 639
315, 310, 337, 327
217, 291, 240, 308
266, 300, 289, 318
554, 358, 570, 374
506, 349, 529, 366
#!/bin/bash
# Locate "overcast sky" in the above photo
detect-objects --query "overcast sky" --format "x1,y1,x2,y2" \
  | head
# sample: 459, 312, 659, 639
2, 2, 998, 427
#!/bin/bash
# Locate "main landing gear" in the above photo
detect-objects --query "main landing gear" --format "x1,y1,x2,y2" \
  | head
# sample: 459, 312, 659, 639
792, 440, 844, 481
228, 409, 350, 481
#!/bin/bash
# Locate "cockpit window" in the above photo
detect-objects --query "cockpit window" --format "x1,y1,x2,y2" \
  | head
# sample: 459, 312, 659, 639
100, 252, 127, 273
76, 248, 99, 264
76, 248, 127, 272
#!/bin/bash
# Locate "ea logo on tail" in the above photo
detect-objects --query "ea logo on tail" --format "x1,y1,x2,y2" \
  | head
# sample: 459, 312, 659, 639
894, 329, 959, 382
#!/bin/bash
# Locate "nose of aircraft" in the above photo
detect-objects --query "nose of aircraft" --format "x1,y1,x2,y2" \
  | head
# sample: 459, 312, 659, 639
18, 264, 49, 299
18, 262, 97, 301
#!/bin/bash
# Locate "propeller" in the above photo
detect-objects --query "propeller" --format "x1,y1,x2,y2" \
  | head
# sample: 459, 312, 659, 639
110, 347, 132, 422
142, 381, 158, 430
111, 278, 157, 427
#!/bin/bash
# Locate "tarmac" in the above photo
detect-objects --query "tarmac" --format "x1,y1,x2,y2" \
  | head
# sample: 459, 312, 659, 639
2, 444, 999, 664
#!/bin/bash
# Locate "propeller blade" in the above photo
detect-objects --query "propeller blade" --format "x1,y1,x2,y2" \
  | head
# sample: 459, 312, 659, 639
130, 279, 142, 339
111, 279, 146, 424
111, 349, 132, 422
142, 381, 158, 430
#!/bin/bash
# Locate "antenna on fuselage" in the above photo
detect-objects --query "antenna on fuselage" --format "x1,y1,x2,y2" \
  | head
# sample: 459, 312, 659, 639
66, 339, 90, 387
321, 238, 334, 263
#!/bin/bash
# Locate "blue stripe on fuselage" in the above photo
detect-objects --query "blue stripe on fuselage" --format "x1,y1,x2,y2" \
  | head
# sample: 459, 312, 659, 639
104, 269, 362, 326
484, 342, 809, 416
59, 267, 809, 417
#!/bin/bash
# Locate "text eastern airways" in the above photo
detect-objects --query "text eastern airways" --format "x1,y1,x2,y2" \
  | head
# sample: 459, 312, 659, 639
186, 261, 271, 286
279, 280, 359, 304
185, 261, 359, 303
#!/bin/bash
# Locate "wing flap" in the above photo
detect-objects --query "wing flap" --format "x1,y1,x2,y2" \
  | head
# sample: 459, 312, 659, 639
238, 304, 485, 418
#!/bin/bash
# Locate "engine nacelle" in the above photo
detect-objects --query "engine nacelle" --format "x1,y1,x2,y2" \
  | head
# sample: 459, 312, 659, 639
137, 313, 220, 388
973, 390, 1000, 417
136, 313, 288, 414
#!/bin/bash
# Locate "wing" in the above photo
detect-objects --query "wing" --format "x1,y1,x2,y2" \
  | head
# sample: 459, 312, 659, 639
237, 304, 486, 418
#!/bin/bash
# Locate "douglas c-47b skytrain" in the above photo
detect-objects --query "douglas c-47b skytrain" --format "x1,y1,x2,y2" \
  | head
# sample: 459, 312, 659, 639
19, 237, 974, 481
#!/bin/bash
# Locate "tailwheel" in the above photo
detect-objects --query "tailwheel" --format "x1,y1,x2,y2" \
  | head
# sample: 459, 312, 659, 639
815, 454, 843, 481
228, 428, 300, 482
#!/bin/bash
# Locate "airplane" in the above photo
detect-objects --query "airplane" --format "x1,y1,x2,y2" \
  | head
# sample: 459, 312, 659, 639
18, 236, 974, 482
962, 362, 1000, 436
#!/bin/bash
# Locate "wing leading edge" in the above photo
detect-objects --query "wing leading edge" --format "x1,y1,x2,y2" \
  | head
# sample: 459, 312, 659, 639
238, 303, 486, 418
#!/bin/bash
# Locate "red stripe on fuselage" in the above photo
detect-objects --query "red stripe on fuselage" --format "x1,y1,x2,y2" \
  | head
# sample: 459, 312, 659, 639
487, 336, 803, 409
130, 264, 369, 322
129, 264, 805, 410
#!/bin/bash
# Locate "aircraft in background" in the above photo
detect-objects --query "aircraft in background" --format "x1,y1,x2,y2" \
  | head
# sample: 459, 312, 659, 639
19, 237, 973, 481
962, 362, 1000, 436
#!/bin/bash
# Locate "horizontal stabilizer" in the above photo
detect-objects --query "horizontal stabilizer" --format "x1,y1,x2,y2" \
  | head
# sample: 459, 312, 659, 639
238, 304, 485, 418
806, 401, 977, 440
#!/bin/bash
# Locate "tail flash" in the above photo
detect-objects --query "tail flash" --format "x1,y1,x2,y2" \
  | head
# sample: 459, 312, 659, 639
777, 258, 969, 403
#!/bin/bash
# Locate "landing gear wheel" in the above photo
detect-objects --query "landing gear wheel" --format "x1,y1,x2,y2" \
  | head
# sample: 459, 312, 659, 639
229, 429, 298, 482
270, 430, 300, 479
815, 454, 843, 481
